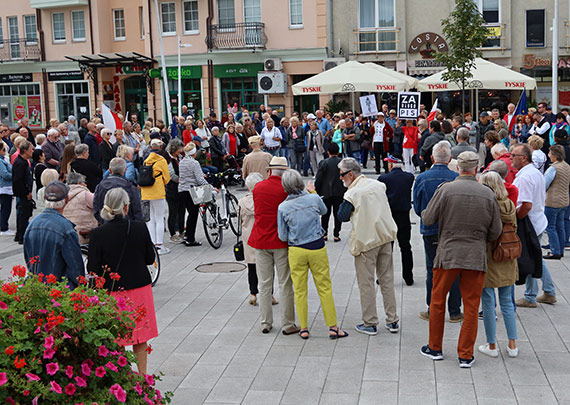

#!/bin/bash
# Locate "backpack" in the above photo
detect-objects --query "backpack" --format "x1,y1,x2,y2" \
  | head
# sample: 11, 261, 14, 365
493, 222, 522, 262
138, 162, 158, 187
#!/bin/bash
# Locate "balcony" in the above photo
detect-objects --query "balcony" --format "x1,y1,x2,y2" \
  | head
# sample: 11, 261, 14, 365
0, 40, 41, 63
354, 27, 400, 55
206, 22, 267, 51
30, 0, 88, 9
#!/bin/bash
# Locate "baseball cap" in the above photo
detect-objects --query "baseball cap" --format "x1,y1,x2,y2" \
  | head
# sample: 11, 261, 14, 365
389, 109, 396, 114
307, 113, 317, 120
150, 139, 163, 148
377, 112, 385, 117
149, 131, 161, 139
45, 181, 70, 202
457, 151, 479, 171
480, 111, 489, 117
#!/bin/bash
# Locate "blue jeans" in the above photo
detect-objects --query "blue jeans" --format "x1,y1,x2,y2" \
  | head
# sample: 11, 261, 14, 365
564, 195, 570, 246
423, 235, 462, 315
545, 206, 566, 255
279, 147, 289, 160
264, 148, 280, 157
482, 286, 517, 344
0, 194, 12, 232
524, 259, 556, 303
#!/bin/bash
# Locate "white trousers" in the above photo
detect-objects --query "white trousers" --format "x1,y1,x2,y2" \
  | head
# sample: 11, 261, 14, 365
147, 199, 166, 246
403, 148, 415, 174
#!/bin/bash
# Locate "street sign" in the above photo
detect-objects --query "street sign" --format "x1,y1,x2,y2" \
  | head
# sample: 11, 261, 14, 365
397, 91, 420, 119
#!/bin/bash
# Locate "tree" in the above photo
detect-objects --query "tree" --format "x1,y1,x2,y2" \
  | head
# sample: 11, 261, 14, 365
434, 0, 489, 115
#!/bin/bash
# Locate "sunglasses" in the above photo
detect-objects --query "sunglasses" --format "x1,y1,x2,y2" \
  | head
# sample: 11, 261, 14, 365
339, 170, 352, 177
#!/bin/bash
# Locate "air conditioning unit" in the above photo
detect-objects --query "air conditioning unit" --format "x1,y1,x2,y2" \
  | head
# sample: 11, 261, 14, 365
258, 72, 287, 94
264, 58, 282, 71
323, 58, 346, 71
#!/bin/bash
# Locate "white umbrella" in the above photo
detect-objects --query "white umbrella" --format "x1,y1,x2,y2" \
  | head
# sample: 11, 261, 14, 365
292, 60, 415, 95
418, 58, 537, 91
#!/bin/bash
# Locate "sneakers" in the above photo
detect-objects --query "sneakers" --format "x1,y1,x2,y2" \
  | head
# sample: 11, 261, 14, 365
478, 344, 498, 358
355, 323, 378, 336
536, 292, 557, 305
418, 311, 430, 321
420, 345, 443, 360
157, 246, 171, 255
183, 239, 202, 247
449, 313, 464, 323
515, 298, 537, 308
385, 322, 399, 333
170, 233, 183, 242
0, 230, 15, 236
506, 346, 519, 358
458, 357, 475, 368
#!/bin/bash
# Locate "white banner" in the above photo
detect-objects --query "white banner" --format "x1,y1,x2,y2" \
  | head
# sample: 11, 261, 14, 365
397, 91, 421, 119
359, 95, 378, 117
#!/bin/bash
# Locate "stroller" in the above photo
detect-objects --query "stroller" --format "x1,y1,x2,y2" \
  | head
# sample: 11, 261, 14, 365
207, 155, 244, 187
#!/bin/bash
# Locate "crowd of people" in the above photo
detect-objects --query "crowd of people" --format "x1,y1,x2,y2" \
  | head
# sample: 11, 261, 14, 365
1, 97, 566, 370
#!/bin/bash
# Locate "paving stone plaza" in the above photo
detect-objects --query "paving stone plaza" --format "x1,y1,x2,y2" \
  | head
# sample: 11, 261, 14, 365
1, 169, 569, 404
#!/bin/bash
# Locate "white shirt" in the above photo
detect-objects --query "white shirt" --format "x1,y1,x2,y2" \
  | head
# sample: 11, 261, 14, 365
261, 127, 281, 148
513, 163, 548, 235
373, 121, 385, 143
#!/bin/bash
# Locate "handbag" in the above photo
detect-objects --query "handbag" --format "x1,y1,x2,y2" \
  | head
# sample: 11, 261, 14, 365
189, 184, 213, 205
493, 222, 522, 262
141, 200, 151, 222
233, 208, 244, 261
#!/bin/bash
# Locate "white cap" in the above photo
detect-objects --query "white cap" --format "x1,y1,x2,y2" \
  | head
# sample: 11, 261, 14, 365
307, 113, 317, 119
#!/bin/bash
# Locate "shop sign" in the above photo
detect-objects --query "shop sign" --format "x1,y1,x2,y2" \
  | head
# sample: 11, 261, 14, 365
213, 63, 263, 78
149, 66, 202, 80
414, 60, 445, 68
12, 96, 27, 121
408, 32, 448, 59
115, 65, 148, 75
0, 73, 33, 83
47, 71, 84, 81
486, 26, 501, 39
523, 54, 570, 70
27, 96, 42, 127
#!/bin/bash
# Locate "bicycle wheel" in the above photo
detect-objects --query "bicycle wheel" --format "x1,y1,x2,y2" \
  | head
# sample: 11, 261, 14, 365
148, 244, 161, 286
202, 203, 223, 249
227, 193, 241, 236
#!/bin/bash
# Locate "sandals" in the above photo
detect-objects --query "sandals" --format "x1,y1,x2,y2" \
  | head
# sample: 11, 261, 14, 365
333, 237, 341, 242
329, 327, 349, 340
299, 329, 310, 340
323, 235, 328, 241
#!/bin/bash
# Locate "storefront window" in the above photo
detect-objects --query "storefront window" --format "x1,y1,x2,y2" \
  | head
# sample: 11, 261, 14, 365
0, 83, 41, 127
124, 76, 148, 122
167, 78, 202, 118
220, 77, 263, 114
56, 81, 90, 123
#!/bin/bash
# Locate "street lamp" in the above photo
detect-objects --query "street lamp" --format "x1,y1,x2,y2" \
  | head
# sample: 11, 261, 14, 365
178, 36, 192, 117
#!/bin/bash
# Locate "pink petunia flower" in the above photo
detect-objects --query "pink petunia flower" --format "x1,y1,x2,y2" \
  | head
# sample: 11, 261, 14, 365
144, 374, 155, 386
46, 362, 59, 376
109, 384, 127, 403
80, 363, 91, 377
50, 381, 62, 394
98, 345, 109, 357
133, 382, 143, 395
62, 332, 71, 339
65, 366, 74, 379
43, 336, 55, 349
117, 356, 128, 367
74, 376, 87, 387
51, 299, 61, 307
43, 348, 56, 359
0, 372, 7, 386
64, 383, 76, 395
106, 362, 118, 372
95, 366, 106, 378
33, 326, 41, 334
0, 301, 7, 310
26, 373, 40, 381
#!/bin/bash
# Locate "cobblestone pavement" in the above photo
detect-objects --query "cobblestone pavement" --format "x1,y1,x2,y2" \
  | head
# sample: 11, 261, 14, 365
1, 169, 569, 404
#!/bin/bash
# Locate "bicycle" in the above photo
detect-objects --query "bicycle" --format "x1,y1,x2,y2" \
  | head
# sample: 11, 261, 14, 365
200, 170, 241, 249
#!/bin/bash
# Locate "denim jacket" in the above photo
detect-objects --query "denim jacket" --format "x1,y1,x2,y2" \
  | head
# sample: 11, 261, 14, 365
278, 191, 327, 245
0, 157, 12, 189
412, 164, 458, 236
23, 209, 85, 289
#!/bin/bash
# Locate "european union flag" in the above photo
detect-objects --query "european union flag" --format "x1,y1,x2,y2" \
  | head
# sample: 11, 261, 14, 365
514, 90, 527, 116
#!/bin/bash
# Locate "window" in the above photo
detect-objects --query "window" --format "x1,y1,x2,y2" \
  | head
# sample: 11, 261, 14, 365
244, 0, 261, 45
289, 0, 302, 27
113, 9, 126, 40
183, 0, 199, 33
358, 0, 396, 52
139, 6, 145, 38
71, 11, 85, 41
52, 12, 65, 42
160, 2, 176, 35
56, 82, 90, 123
478, 0, 499, 24
24, 15, 37, 43
244, 0, 261, 22
218, 0, 235, 27
8, 17, 19, 58
526, 9, 545, 48
0, 19, 4, 48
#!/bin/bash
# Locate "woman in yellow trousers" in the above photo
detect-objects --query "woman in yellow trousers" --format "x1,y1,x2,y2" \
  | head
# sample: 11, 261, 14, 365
277, 169, 348, 340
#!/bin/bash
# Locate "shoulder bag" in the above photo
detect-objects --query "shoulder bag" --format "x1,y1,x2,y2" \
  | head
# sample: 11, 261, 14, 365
493, 222, 522, 262
233, 207, 244, 261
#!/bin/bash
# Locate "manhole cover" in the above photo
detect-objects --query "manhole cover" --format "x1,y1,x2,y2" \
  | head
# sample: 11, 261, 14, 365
195, 262, 246, 273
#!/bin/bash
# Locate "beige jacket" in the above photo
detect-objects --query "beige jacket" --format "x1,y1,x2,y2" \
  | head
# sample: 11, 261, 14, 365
422, 175, 502, 271
62, 184, 97, 244
238, 192, 256, 264
343, 175, 397, 256
242, 149, 272, 180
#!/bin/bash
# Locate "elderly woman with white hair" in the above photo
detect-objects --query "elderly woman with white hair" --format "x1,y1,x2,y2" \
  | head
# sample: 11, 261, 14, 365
277, 169, 348, 340
99, 128, 115, 171
62, 172, 97, 244
36, 168, 59, 213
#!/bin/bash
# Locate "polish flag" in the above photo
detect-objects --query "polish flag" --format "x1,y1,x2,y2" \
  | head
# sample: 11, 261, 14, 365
101, 103, 123, 132
427, 99, 439, 123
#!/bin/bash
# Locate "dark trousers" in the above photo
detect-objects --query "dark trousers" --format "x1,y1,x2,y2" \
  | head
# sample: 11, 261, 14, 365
15, 197, 33, 242
167, 195, 186, 236
0, 194, 13, 232
212, 157, 224, 173
248, 263, 259, 295
423, 234, 462, 316
373, 142, 388, 173
392, 211, 413, 283
180, 191, 200, 243
360, 147, 370, 168
321, 196, 343, 237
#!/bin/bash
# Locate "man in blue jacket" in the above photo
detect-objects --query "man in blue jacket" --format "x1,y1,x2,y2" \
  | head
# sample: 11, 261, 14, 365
378, 153, 415, 285
412, 141, 463, 322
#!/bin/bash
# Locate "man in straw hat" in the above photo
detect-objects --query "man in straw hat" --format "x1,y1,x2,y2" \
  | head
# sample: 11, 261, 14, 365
242, 135, 272, 180
420, 151, 502, 368
248, 156, 300, 335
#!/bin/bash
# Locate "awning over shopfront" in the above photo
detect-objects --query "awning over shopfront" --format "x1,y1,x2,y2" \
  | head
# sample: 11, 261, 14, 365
291, 60, 417, 95
65, 52, 156, 95
418, 58, 537, 91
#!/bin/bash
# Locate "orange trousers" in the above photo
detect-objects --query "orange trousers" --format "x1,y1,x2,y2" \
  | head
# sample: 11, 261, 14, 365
429, 268, 485, 360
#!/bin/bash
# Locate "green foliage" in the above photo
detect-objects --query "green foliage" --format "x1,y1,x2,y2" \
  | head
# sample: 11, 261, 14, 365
324, 99, 350, 115
435, 0, 489, 89
0, 265, 172, 404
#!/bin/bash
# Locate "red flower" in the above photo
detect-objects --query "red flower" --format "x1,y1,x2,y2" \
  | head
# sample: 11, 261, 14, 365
38, 273, 44, 283
10, 265, 26, 278
1, 283, 18, 295
28, 256, 40, 265
5, 346, 14, 355
46, 274, 57, 284
145, 344, 153, 355
64, 383, 76, 395
109, 272, 121, 281
95, 276, 105, 289
14, 356, 26, 369
76, 276, 87, 285
49, 289, 62, 299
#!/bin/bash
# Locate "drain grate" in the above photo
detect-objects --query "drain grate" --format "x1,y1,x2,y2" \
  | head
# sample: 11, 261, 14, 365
195, 262, 246, 273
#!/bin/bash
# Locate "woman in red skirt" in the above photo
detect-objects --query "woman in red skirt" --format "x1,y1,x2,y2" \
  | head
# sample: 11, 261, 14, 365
87, 187, 158, 375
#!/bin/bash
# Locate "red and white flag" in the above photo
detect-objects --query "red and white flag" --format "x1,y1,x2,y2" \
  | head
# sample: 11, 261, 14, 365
101, 103, 123, 132
427, 99, 439, 123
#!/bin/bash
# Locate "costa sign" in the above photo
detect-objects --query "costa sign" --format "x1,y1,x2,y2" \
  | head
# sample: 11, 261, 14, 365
408, 32, 449, 59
